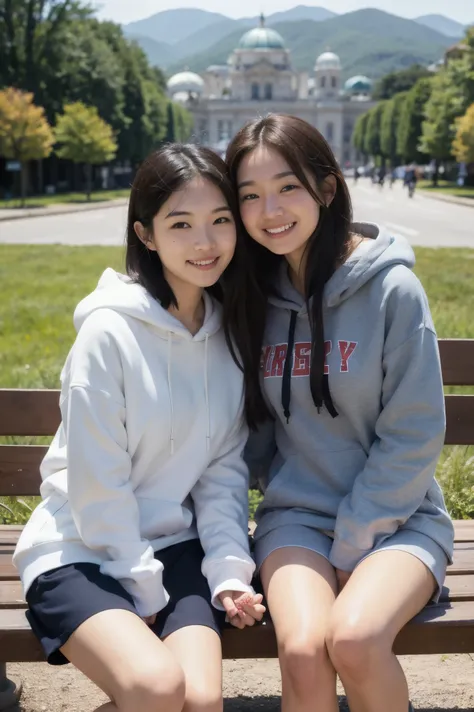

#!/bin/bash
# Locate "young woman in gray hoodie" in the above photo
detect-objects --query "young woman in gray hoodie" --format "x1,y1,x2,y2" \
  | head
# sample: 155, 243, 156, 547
226, 114, 454, 712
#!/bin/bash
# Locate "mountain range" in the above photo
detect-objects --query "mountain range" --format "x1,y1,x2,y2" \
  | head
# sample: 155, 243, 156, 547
123, 6, 470, 80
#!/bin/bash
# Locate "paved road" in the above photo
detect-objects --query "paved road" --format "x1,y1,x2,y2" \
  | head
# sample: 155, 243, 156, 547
0, 180, 473, 248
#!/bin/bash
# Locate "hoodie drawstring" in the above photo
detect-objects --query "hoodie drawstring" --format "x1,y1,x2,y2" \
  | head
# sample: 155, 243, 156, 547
281, 311, 338, 423
167, 331, 211, 454
167, 332, 175, 455
282, 310, 298, 423
204, 333, 210, 451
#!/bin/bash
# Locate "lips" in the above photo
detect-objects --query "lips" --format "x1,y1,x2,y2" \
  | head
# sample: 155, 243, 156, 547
187, 257, 220, 270
264, 222, 296, 236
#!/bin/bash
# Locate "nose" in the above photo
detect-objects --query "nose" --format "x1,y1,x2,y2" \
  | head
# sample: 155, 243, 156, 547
194, 226, 216, 250
262, 194, 283, 219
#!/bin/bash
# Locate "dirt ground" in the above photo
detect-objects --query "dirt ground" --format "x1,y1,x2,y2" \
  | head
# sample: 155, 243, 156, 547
5, 654, 474, 712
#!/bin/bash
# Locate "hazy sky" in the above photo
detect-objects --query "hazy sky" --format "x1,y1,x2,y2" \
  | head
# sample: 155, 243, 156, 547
94, 1, 471, 25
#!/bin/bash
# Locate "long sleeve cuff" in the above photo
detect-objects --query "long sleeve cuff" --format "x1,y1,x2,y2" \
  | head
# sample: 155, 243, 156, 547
205, 559, 256, 610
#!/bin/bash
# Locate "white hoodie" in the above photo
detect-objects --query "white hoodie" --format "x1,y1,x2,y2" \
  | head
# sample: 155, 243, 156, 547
13, 269, 255, 618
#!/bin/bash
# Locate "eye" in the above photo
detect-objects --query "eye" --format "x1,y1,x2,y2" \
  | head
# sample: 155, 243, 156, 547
281, 184, 298, 193
241, 193, 258, 202
214, 216, 232, 224
171, 222, 190, 229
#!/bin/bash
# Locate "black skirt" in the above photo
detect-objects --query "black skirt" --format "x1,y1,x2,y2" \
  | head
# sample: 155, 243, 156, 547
25, 538, 226, 665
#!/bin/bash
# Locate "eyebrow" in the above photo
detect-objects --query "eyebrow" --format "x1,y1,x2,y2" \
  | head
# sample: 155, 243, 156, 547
165, 206, 231, 219
238, 171, 296, 189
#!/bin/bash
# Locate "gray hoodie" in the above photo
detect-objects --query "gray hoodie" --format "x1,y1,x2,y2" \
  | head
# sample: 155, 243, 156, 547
248, 223, 454, 571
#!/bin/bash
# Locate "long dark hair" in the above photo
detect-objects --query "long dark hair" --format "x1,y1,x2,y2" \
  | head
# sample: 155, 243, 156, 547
126, 143, 238, 307
126, 143, 263, 425
226, 114, 353, 424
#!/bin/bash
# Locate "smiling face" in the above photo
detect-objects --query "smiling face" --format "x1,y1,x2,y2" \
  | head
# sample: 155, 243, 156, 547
134, 176, 236, 294
237, 145, 322, 266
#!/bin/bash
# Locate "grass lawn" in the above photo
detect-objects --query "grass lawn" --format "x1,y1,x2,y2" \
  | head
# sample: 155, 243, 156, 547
0, 189, 130, 210
0, 244, 473, 521
418, 180, 474, 200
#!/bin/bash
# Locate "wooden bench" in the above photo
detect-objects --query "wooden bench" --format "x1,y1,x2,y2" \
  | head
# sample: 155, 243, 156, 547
0, 338, 473, 708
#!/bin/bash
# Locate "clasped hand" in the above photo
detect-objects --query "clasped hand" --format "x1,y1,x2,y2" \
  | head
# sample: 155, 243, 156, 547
218, 590, 266, 629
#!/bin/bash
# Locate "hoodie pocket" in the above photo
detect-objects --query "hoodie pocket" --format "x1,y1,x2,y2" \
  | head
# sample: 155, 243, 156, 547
262, 448, 368, 512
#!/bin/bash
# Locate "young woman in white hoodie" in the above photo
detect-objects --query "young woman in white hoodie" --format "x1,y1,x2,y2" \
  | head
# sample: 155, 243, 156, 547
13, 144, 264, 712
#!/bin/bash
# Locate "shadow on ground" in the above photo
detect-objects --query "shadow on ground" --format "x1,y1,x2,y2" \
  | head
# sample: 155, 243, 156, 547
224, 698, 468, 712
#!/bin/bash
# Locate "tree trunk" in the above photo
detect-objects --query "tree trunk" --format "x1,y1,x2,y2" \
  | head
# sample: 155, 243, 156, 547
85, 163, 92, 201
20, 162, 28, 208
432, 159, 439, 187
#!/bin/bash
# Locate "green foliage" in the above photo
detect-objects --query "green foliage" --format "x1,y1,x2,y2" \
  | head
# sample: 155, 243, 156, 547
373, 64, 432, 100
420, 27, 474, 161
397, 77, 433, 163
0, 2, 188, 166
364, 102, 386, 159
55, 101, 117, 199
352, 112, 369, 158
380, 92, 407, 164
437, 448, 474, 519
452, 103, 474, 164
0, 88, 54, 162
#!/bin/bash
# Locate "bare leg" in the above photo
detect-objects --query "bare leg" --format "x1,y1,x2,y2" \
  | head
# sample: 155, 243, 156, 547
260, 547, 339, 712
326, 550, 436, 712
60, 609, 186, 712
165, 625, 223, 712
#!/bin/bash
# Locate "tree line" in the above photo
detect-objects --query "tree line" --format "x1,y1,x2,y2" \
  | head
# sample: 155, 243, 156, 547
353, 27, 474, 183
0, 0, 193, 200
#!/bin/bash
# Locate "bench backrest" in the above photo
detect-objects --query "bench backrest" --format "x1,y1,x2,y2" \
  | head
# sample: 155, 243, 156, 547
0, 339, 473, 497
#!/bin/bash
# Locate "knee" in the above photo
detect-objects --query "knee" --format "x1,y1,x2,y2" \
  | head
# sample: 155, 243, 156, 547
280, 636, 333, 689
326, 616, 387, 680
117, 660, 186, 712
185, 686, 223, 712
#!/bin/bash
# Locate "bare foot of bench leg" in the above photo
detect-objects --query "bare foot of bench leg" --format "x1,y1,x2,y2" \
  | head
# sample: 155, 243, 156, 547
0, 664, 22, 710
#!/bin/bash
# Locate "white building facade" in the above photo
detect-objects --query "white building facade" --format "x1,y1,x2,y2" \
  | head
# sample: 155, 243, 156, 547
167, 15, 375, 167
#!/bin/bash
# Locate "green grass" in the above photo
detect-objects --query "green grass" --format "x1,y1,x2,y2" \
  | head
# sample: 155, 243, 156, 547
0, 245, 473, 523
418, 180, 474, 200
0, 189, 130, 210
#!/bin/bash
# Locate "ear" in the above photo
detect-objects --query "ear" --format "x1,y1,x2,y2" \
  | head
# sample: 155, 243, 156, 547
322, 175, 337, 207
134, 221, 157, 252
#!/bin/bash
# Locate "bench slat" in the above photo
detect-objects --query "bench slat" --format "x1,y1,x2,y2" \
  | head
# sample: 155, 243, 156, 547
439, 339, 474, 386
0, 545, 471, 580
0, 572, 472, 612
445, 395, 474, 444
0, 601, 473, 661
1, 392, 473, 497
0, 389, 60, 436
0, 340, 473, 436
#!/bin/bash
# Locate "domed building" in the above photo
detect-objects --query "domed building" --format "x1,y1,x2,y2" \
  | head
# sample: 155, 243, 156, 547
167, 15, 375, 166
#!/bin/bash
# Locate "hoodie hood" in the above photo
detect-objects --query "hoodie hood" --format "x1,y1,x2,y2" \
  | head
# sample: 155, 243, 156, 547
74, 268, 223, 341
269, 223, 415, 313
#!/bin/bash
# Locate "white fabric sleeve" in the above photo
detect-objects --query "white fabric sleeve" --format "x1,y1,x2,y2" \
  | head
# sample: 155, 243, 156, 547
62, 318, 168, 618
191, 416, 256, 610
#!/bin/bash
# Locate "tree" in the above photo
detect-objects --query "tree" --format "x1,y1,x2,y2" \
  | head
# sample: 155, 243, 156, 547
380, 92, 407, 166
352, 112, 366, 157
55, 102, 117, 199
364, 102, 386, 161
452, 103, 474, 164
373, 64, 431, 100
420, 70, 461, 181
397, 77, 433, 163
0, 1, 89, 100
0, 88, 54, 205
165, 102, 176, 143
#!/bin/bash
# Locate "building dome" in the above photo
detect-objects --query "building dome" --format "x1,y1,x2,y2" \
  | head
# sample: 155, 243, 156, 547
238, 14, 285, 50
315, 51, 341, 70
167, 70, 204, 95
344, 75, 372, 93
